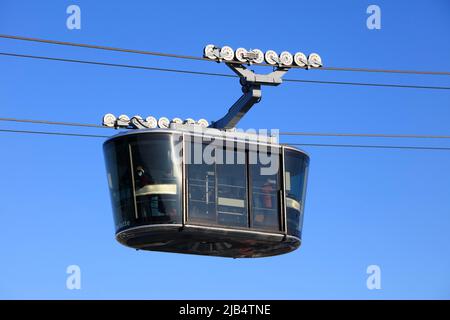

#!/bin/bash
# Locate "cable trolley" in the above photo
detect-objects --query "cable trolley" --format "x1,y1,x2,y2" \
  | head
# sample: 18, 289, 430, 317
103, 45, 321, 258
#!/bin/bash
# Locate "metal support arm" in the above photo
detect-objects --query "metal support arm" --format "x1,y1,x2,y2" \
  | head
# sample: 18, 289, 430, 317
210, 63, 289, 130
211, 84, 262, 130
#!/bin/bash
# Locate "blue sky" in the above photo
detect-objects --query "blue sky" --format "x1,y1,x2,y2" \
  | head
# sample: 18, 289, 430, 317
0, 0, 449, 299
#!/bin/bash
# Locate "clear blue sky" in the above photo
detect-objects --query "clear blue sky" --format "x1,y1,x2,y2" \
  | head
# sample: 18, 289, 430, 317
0, 0, 449, 299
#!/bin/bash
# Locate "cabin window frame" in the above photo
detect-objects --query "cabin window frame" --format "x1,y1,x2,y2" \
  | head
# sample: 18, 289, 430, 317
184, 133, 286, 235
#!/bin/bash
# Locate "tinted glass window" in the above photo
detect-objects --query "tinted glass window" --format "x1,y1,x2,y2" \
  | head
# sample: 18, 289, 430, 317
187, 142, 216, 224
104, 139, 135, 232
187, 140, 248, 228
216, 146, 247, 228
284, 149, 309, 237
130, 134, 182, 225
249, 149, 281, 231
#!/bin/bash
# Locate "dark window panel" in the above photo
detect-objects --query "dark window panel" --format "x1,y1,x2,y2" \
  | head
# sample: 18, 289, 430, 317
249, 149, 281, 232
187, 140, 248, 228
103, 133, 183, 232
284, 149, 309, 237
104, 139, 135, 232
130, 134, 183, 225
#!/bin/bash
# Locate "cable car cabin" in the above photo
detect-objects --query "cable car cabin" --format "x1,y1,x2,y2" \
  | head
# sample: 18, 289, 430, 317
103, 126, 309, 258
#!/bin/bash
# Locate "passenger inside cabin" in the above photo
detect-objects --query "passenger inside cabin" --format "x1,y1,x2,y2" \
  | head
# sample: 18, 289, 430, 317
261, 178, 276, 209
